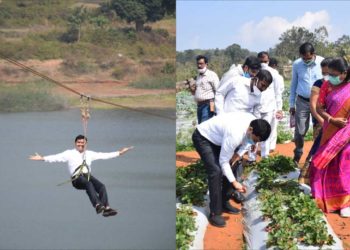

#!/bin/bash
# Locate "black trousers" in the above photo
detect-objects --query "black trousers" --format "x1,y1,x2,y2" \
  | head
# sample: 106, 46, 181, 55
192, 129, 232, 215
72, 175, 109, 207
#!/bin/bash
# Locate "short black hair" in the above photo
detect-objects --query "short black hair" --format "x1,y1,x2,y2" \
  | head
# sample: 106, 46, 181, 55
268, 58, 278, 67
75, 135, 87, 142
321, 57, 333, 68
250, 119, 271, 141
196, 55, 208, 64
257, 51, 269, 59
299, 42, 315, 55
243, 56, 261, 70
256, 69, 273, 85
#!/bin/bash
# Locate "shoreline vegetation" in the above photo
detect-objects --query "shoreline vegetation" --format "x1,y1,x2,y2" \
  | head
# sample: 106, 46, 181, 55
0, 81, 174, 112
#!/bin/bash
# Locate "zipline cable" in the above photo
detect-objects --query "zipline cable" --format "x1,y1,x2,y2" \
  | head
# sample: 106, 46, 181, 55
0, 54, 175, 121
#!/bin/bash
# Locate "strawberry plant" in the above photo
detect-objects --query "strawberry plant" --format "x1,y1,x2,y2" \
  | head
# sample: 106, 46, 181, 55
176, 205, 197, 250
255, 156, 335, 249
176, 161, 208, 206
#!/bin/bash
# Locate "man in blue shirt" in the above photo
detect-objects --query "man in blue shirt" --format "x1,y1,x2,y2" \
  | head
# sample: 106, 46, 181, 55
289, 43, 324, 164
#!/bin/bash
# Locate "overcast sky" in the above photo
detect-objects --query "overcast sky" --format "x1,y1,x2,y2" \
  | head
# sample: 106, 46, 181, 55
176, 1, 350, 52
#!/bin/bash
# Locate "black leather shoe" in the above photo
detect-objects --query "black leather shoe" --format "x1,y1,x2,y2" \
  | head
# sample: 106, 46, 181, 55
231, 190, 246, 203
95, 204, 105, 214
223, 201, 241, 214
103, 207, 118, 217
208, 214, 226, 227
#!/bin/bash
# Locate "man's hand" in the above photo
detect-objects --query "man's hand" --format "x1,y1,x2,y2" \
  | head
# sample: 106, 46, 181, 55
119, 146, 134, 155
232, 180, 247, 193
289, 107, 295, 116
29, 153, 44, 161
276, 110, 284, 120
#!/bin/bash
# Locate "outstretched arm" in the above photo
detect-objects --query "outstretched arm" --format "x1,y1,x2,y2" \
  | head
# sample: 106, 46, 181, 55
29, 153, 44, 161
119, 146, 134, 155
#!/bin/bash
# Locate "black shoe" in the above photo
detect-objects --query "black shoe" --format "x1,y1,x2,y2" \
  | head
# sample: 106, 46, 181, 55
103, 207, 118, 217
223, 201, 241, 214
95, 204, 105, 214
231, 190, 246, 203
208, 213, 226, 227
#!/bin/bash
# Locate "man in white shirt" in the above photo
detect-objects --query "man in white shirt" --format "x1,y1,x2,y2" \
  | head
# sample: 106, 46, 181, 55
192, 112, 271, 227
29, 135, 133, 217
247, 52, 285, 162
268, 57, 285, 152
215, 69, 273, 117
192, 55, 220, 124
219, 55, 262, 87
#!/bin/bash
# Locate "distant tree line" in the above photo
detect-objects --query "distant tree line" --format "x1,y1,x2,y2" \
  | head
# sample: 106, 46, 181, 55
176, 26, 350, 81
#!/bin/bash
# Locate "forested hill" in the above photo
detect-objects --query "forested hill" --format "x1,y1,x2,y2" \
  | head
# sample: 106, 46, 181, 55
0, 0, 175, 85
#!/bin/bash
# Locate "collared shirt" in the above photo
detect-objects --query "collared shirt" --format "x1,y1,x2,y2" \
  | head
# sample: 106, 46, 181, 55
197, 112, 256, 183
259, 64, 285, 112
194, 69, 220, 102
289, 55, 324, 107
215, 75, 262, 117
44, 149, 120, 176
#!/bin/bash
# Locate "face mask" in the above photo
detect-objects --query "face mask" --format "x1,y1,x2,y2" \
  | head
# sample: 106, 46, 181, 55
252, 85, 261, 96
261, 63, 268, 68
304, 59, 314, 66
328, 75, 342, 86
243, 133, 255, 145
243, 71, 251, 78
198, 67, 207, 74
323, 75, 329, 81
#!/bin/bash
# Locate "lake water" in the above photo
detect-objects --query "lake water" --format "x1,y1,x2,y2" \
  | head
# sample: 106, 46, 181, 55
0, 108, 175, 250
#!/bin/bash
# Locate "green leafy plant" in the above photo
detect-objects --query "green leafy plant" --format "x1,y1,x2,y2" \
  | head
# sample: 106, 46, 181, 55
176, 161, 208, 206
176, 204, 197, 250
255, 156, 335, 249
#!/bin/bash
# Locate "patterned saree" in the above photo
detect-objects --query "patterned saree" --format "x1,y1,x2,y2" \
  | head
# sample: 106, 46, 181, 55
310, 82, 350, 212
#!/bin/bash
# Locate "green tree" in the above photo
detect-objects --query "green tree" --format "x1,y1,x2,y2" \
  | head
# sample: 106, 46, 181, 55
111, 0, 168, 32
333, 35, 350, 58
224, 43, 251, 65
275, 26, 316, 60
67, 6, 89, 42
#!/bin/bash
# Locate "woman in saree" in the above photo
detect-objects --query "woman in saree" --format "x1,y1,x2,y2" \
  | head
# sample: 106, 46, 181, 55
310, 57, 350, 217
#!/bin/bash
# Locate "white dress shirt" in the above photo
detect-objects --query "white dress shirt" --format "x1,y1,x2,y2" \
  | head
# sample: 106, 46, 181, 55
197, 112, 255, 183
44, 149, 120, 176
219, 64, 244, 85
259, 64, 284, 113
215, 75, 262, 117
194, 69, 220, 102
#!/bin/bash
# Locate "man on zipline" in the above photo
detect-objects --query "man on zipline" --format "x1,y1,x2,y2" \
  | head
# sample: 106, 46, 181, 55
29, 135, 133, 217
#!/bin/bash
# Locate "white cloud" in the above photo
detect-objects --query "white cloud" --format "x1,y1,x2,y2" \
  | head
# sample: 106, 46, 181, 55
234, 10, 332, 51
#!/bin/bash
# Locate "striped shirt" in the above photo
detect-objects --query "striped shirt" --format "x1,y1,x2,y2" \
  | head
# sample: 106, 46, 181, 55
194, 69, 219, 102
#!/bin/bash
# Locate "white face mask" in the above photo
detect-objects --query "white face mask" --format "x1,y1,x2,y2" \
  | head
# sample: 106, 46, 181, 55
261, 63, 268, 68
323, 75, 329, 81
198, 67, 207, 74
252, 85, 261, 96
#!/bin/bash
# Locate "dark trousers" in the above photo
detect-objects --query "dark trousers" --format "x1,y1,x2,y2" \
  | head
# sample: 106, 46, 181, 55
192, 129, 231, 215
72, 175, 109, 207
197, 102, 214, 124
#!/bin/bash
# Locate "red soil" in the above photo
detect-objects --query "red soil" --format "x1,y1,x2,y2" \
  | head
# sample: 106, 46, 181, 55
176, 141, 350, 250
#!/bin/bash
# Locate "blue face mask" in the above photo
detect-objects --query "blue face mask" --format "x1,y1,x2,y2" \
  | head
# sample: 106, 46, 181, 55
244, 134, 255, 145
243, 71, 251, 78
